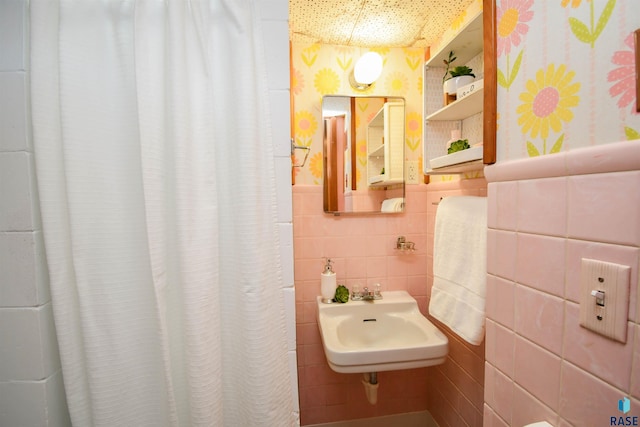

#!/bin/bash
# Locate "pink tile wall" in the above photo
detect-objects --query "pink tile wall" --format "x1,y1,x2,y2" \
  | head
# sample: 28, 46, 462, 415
423, 178, 488, 427
294, 178, 488, 426
294, 184, 432, 425
484, 141, 640, 427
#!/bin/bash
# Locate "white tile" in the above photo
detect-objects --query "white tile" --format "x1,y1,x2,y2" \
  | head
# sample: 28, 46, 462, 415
274, 156, 293, 223
0, 72, 29, 151
0, 371, 70, 427
44, 370, 71, 427
0, 379, 47, 426
269, 89, 292, 158
0, 0, 27, 71
0, 304, 60, 381
0, 152, 40, 231
0, 231, 50, 307
38, 303, 61, 379
261, 20, 290, 90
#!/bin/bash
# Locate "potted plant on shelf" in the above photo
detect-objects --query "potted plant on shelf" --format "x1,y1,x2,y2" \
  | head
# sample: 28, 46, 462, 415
442, 51, 457, 105
445, 65, 476, 105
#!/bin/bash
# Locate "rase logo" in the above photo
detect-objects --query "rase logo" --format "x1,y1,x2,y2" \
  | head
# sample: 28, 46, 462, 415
611, 397, 638, 426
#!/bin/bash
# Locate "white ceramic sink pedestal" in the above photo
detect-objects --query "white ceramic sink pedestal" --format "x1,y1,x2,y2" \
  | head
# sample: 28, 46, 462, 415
317, 290, 448, 374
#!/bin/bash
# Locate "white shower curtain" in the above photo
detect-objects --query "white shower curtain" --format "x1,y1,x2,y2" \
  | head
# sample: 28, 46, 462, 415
30, 1, 295, 426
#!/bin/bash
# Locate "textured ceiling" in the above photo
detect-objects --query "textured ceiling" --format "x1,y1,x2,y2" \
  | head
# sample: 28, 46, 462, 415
289, 0, 475, 48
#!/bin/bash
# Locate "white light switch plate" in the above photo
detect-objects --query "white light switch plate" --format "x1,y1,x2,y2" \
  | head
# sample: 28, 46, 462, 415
579, 258, 631, 343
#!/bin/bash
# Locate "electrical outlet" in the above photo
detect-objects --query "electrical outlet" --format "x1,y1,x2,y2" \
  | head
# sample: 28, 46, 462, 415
405, 161, 420, 184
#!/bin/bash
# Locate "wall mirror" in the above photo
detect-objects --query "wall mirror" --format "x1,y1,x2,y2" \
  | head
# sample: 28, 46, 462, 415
322, 95, 405, 215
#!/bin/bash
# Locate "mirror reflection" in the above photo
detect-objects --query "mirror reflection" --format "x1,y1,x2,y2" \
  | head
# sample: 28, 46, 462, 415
322, 96, 405, 215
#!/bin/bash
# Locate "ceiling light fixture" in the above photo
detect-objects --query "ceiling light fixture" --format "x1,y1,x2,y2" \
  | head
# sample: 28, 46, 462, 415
349, 52, 383, 91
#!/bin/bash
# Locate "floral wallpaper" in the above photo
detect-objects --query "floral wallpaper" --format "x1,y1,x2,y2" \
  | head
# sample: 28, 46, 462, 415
291, 44, 424, 185
496, 0, 640, 161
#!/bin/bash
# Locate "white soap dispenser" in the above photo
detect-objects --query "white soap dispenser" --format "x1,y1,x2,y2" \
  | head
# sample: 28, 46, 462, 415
320, 258, 337, 303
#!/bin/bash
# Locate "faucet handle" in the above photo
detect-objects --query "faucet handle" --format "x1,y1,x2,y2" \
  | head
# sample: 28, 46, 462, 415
352, 284, 363, 300
373, 283, 382, 299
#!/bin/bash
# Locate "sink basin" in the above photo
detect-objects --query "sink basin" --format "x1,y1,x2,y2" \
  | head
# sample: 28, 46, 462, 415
317, 290, 448, 373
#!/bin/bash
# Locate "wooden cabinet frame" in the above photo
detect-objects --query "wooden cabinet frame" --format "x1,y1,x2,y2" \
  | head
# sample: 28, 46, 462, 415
483, 0, 497, 164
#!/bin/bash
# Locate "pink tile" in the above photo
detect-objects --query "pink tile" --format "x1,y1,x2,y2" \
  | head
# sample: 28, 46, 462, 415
413, 186, 430, 213
488, 363, 514, 424
300, 323, 321, 345
302, 301, 316, 323
485, 319, 515, 377
427, 209, 437, 236
495, 181, 518, 231
343, 256, 367, 279
406, 254, 429, 276
366, 256, 387, 278
386, 276, 408, 292
514, 336, 561, 410
559, 361, 632, 425
407, 275, 427, 296
517, 177, 568, 237
628, 324, 640, 400
486, 275, 515, 328
294, 258, 323, 282
300, 279, 321, 303
296, 236, 323, 259
303, 343, 326, 366
565, 139, 640, 177
322, 236, 349, 259
488, 183, 498, 229
484, 363, 496, 411
563, 302, 634, 391
363, 234, 388, 257
565, 239, 639, 322
484, 153, 567, 183
492, 230, 517, 281
404, 212, 429, 236
511, 384, 559, 427
484, 404, 510, 427
567, 171, 640, 247
514, 285, 564, 355
300, 214, 329, 238
516, 233, 566, 297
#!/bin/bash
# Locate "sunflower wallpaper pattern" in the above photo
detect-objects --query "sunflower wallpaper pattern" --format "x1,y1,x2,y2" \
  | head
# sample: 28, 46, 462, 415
496, 0, 639, 161
291, 44, 424, 186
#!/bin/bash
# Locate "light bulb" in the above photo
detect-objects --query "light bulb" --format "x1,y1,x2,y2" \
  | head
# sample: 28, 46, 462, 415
353, 52, 383, 85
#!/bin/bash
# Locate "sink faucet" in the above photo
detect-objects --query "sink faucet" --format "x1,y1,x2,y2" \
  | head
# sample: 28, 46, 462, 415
361, 285, 382, 301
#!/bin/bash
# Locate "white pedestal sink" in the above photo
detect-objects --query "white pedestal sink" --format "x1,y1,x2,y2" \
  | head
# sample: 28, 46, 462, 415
317, 290, 448, 373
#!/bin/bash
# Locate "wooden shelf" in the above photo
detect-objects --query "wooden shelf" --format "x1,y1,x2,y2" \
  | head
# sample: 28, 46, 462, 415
426, 11, 483, 69
426, 87, 483, 121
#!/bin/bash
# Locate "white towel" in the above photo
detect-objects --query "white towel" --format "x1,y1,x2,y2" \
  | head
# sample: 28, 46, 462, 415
381, 197, 404, 212
429, 196, 487, 345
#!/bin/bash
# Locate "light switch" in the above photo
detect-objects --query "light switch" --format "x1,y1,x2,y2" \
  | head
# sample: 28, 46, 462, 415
579, 258, 631, 343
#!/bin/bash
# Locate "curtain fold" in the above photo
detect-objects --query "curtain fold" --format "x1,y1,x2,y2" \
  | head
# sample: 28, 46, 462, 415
31, 1, 294, 426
